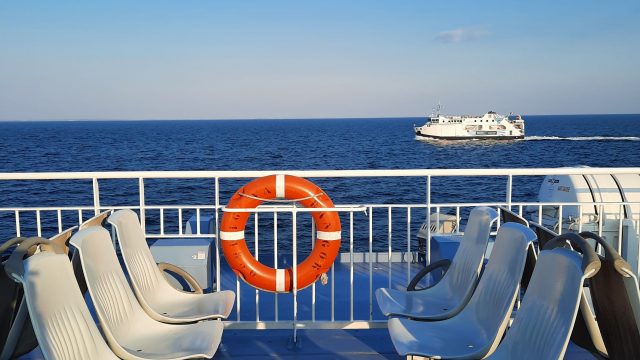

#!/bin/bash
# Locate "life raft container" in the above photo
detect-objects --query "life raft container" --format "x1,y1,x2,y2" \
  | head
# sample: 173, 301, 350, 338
220, 175, 341, 292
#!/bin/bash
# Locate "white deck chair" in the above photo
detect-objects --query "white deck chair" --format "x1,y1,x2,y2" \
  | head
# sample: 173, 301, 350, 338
70, 227, 224, 360
578, 231, 640, 358
4, 237, 119, 360
1, 228, 78, 360
487, 233, 601, 359
388, 223, 535, 359
376, 206, 498, 320
108, 209, 235, 323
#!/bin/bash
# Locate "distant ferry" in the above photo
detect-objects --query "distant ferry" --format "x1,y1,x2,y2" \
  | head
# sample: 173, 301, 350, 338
414, 105, 525, 140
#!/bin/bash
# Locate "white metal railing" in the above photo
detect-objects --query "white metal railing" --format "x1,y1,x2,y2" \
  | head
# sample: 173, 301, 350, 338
1, 167, 640, 331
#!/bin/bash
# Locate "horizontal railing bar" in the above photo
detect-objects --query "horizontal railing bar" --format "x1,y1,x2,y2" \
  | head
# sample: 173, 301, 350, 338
1, 167, 639, 181
221, 206, 368, 213
2, 201, 638, 214
368, 201, 640, 208
224, 320, 388, 330
145, 234, 217, 238
0, 207, 96, 212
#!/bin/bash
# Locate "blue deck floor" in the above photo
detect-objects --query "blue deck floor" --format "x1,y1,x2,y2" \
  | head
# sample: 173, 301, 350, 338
215, 329, 401, 359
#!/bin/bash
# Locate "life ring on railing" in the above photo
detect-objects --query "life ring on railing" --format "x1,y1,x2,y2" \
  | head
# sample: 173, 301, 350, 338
220, 175, 342, 293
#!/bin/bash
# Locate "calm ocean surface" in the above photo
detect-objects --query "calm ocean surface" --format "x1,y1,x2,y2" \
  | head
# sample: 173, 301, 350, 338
1, 114, 639, 250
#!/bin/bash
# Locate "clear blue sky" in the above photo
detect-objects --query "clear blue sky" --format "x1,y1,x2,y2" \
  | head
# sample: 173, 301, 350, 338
1, 0, 639, 120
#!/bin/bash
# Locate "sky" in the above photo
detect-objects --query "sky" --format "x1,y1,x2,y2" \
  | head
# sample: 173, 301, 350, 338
1, 0, 639, 120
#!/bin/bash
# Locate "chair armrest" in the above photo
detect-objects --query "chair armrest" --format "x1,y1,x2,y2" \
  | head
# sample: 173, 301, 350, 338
157, 262, 203, 294
407, 259, 452, 291
0, 237, 27, 254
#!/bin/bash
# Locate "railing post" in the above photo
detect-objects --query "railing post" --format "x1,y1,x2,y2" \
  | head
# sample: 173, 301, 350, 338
349, 211, 354, 321
312, 220, 316, 322
254, 212, 260, 322
368, 206, 373, 321
506, 175, 513, 209
13, 211, 22, 238
274, 211, 279, 322
214, 177, 221, 292
387, 207, 392, 289
36, 210, 41, 237
138, 177, 146, 231
426, 176, 431, 266
407, 207, 411, 285
92, 178, 101, 216
292, 207, 298, 343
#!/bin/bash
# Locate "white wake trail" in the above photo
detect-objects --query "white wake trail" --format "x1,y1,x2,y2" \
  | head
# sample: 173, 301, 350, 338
525, 136, 640, 141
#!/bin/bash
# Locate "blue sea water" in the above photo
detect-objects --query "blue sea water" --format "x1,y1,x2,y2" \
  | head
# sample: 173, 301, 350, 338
1, 114, 639, 250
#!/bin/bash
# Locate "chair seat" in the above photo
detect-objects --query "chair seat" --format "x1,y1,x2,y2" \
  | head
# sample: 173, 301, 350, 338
148, 290, 235, 322
388, 316, 492, 358
118, 319, 223, 360
375, 287, 458, 319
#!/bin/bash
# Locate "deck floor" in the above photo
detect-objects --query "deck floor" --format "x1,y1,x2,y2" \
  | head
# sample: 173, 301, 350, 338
215, 329, 401, 359
20, 331, 596, 359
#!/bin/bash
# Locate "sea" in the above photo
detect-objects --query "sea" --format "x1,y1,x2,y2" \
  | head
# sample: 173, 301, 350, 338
1, 114, 639, 252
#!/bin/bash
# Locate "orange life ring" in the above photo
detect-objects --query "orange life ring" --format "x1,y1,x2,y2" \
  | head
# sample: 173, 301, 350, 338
220, 175, 342, 292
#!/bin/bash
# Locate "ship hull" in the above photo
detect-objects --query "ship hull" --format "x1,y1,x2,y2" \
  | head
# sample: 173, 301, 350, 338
415, 131, 524, 140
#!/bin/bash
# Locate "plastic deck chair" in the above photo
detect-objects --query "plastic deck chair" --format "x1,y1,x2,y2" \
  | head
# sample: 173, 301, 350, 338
70, 227, 224, 360
387, 223, 536, 359
108, 209, 235, 323
529, 224, 607, 356
0, 237, 37, 360
579, 231, 640, 358
0, 228, 76, 360
487, 233, 601, 360
498, 206, 537, 292
4, 237, 119, 360
376, 206, 498, 320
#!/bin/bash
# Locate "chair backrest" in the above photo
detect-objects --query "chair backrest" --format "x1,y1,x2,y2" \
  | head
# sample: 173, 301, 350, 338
579, 231, 640, 358
499, 207, 537, 292
107, 209, 175, 303
498, 206, 529, 227
1, 229, 76, 360
529, 222, 558, 251
69, 226, 153, 357
535, 229, 608, 355
79, 210, 112, 230
488, 237, 600, 360
457, 222, 535, 356
14, 248, 117, 359
436, 206, 498, 301
0, 238, 34, 360
70, 210, 111, 295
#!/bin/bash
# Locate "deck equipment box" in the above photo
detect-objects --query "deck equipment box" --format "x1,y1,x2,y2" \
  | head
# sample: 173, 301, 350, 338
150, 237, 212, 291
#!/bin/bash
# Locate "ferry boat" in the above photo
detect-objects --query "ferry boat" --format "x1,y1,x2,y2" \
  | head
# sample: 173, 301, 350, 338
414, 105, 525, 140
1, 167, 639, 359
